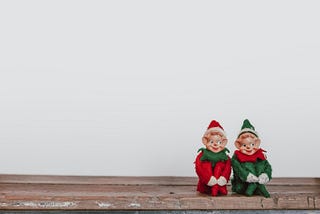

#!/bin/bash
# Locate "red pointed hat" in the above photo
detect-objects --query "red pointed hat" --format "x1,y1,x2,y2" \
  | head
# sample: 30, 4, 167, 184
204, 120, 226, 136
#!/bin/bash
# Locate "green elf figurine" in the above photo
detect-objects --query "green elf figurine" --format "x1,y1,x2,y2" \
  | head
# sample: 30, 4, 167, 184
231, 119, 272, 197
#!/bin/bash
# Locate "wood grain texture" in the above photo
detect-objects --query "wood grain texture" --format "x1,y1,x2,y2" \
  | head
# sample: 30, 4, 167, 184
0, 175, 319, 210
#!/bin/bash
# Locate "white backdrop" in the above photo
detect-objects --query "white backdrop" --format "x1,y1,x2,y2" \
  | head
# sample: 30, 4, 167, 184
0, 0, 319, 177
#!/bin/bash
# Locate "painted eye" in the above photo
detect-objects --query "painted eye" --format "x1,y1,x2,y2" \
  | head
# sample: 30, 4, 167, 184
209, 140, 213, 144
251, 143, 255, 147
242, 144, 246, 147
217, 141, 222, 145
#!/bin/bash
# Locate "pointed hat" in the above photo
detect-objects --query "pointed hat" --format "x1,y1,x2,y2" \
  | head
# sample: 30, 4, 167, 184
204, 120, 226, 136
238, 119, 259, 138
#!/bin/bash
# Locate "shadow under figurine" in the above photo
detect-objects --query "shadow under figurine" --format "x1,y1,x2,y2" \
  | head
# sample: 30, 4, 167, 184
195, 120, 231, 196
231, 119, 272, 198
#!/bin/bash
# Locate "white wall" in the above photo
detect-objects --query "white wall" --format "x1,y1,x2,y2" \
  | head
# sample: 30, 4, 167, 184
0, 0, 319, 177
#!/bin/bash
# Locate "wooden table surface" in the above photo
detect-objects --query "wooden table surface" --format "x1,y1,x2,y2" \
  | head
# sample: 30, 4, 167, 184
0, 175, 319, 211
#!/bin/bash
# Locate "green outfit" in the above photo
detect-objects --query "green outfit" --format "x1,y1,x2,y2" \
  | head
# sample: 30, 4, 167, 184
231, 149, 272, 197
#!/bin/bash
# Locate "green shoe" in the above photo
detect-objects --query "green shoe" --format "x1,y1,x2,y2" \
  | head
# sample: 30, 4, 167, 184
257, 184, 270, 198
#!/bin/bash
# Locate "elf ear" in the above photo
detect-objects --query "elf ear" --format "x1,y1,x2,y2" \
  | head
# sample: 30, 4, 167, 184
222, 138, 228, 145
255, 138, 261, 148
202, 136, 209, 145
234, 139, 241, 149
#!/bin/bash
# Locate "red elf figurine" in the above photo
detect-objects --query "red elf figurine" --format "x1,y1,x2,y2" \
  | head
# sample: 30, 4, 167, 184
195, 120, 231, 196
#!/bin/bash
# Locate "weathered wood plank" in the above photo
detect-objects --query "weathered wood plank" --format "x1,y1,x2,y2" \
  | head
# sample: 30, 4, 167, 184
0, 175, 196, 185
0, 174, 319, 186
1, 184, 319, 198
0, 175, 319, 210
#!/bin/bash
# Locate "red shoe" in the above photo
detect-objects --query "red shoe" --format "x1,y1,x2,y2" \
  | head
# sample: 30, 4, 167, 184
211, 185, 219, 196
219, 185, 228, 195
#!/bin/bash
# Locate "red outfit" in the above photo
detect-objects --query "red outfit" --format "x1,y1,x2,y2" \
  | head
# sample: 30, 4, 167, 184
195, 152, 231, 196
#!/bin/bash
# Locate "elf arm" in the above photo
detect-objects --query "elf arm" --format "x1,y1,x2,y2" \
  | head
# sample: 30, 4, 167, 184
195, 152, 215, 186
231, 155, 251, 182
255, 159, 272, 184
264, 160, 272, 179
257, 160, 272, 179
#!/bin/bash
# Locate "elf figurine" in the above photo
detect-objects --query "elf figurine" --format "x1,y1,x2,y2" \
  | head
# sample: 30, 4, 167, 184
195, 120, 231, 196
231, 119, 272, 198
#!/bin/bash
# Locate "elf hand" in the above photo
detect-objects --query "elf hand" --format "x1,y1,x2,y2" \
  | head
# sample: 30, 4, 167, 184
246, 173, 259, 183
258, 173, 269, 184
217, 176, 227, 186
207, 176, 217, 186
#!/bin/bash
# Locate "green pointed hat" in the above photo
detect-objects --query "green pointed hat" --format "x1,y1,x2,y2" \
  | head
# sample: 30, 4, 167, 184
237, 119, 259, 138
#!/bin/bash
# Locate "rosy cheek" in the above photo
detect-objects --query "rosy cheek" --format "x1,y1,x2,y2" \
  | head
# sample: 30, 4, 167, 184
240, 149, 246, 154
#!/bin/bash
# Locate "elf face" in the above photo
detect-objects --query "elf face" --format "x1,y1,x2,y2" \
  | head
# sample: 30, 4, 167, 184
202, 131, 227, 153
235, 133, 261, 155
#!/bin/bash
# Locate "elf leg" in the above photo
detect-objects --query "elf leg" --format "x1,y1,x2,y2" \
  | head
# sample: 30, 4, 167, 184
197, 181, 211, 194
211, 184, 219, 196
257, 184, 270, 198
213, 162, 223, 178
245, 183, 258, 196
218, 185, 228, 195
232, 178, 247, 195
212, 162, 223, 196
